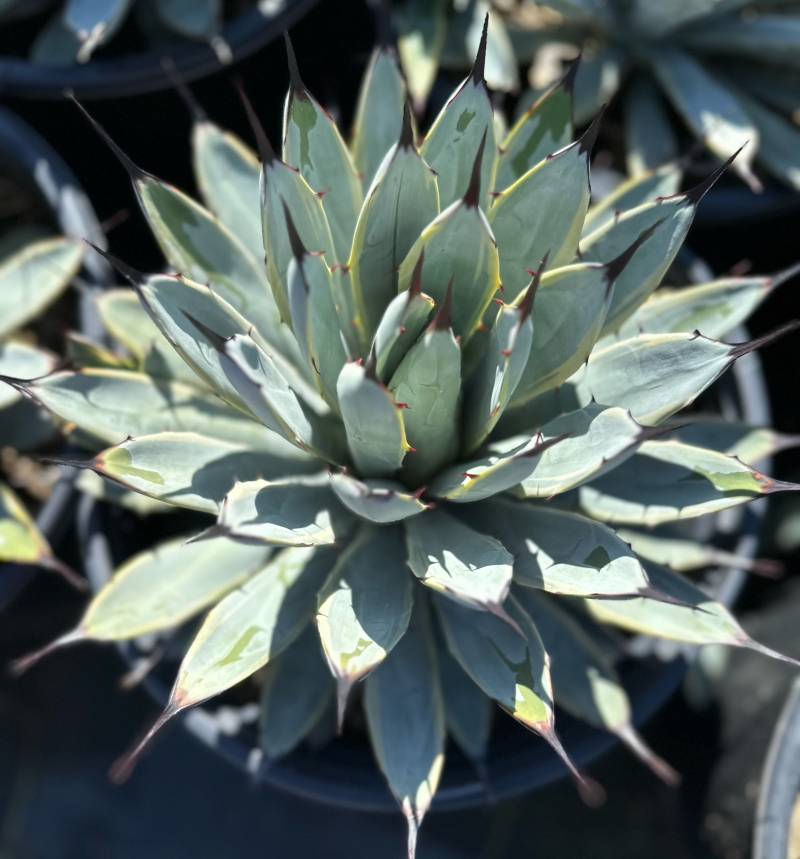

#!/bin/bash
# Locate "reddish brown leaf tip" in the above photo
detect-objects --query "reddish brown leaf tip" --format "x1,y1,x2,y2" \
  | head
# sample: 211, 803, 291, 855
519, 251, 549, 323
284, 31, 307, 98
729, 319, 800, 359
8, 629, 83, 677
682, 147, 744, 206
161, 56, 207, 123
364, 343, 380, 382
769, 260, 800, 291
109, 702, 182, 784
561, 55, 581, 96
232, 77, 276, 166
280, 197, 308, 260
463, 128, 488, 208
85, 242, 147, 286
603, 219, 662, 293
39, 556, 87, 591
399, 101, 415, 150
578, 104, 606, 156
68, 92, 147, 181
433, 278, 454, 330
408, 250, 425, 299
469, 13, 489, 87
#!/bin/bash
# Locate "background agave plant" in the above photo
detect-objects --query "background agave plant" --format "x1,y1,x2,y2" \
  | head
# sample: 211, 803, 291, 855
0, 223, 85, 589
10, 21, 800, 858
393, 0, 800, 192
1, 0, 236, 67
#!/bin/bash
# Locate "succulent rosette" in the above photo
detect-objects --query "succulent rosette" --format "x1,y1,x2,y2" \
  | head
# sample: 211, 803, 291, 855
10, 21, 800, 858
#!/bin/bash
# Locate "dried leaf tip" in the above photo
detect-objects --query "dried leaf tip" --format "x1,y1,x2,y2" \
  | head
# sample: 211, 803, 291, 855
561, 55, 581, 96
109, 700, 183, 784
232, 77, 276, 165
603, 219, 662, 293
284, 31, 308, 98
432, 278, 454, 330
682, 146, 744, 206
364, 343, 380, 382
67, 91, 147, 181
463, 128, 488, 208
85, 242, 147, 287
616, 724, 681, 787
728, 319, 800, 359
185, 523, 234, 544
399, 101, 415, 150
9, 629, 84, 677
161, 56, 207, 123
469, 13, 489, 87
280, 197, 308, 260
408, 249, 425, 299
578, 104, 606, 156
519, 251, 549, 323
768, 260, 800, 291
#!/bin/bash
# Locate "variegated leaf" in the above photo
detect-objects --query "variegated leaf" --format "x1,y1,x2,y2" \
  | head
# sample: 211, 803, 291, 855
348, 105, 439, 345
458, 497, 652, 597
405, 508, 514, 615
282, 36, 363, 267
0, 236, 83, 340
351, 47, 407, 193
165, 545, 338, 710
205, 474, 353, 547
434, 592, 580, 778
516, 587, 679, 784
389, 304, 461, 485
364, 601, 445, 859
259, 622, 334, 759
583, 562, 800, 663
57, 432, 314, 514
191, 120, 262, 260
573, 327, 793, 426
489, 124, 595, 300
338, 360, 410, 478
580, 439, 800, 526
420, 19, 496, 209
316, 524, 414, 719
494, 60, 576, 192
330, 472, 426, 523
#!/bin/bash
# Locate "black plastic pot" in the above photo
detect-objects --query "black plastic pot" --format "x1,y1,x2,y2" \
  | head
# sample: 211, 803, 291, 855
754, 677, 800, 859
693, 182, 800, 229
0, 107, 112, 611
75, 291, 773, 811
0, 0, 319, 101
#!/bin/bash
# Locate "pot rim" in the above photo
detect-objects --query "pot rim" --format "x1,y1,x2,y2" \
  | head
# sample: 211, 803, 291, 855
0, 0, 320, 101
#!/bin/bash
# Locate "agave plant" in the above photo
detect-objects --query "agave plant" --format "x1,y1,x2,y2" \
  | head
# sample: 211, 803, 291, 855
9, 22, 800, 857
0, 228, 84, 588
395, 0, 800, 192
2, 0, 235, 67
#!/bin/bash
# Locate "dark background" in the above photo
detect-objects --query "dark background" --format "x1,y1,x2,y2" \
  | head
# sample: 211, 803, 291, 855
2, 1, 800, 856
